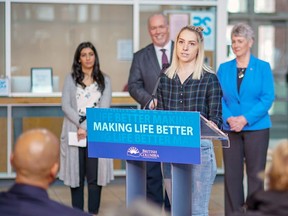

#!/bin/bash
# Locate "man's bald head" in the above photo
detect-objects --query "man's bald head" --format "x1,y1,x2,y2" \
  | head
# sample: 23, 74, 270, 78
11, 128, 60, 187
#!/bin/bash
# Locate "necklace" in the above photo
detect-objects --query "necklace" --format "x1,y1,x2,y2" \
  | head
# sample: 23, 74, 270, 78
238, 68, 246, 79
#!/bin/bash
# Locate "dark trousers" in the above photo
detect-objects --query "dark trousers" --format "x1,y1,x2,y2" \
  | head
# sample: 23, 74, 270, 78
223, 129, 269, 216
146, 161, 171, 211
70, 147, 102, 215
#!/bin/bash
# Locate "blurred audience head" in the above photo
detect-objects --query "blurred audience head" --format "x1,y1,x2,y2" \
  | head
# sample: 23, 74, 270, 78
11, 128, 60, 189
267, 139, 288, 191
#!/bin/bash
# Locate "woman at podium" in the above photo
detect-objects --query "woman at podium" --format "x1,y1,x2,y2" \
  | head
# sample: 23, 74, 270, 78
156, 25, 223, 216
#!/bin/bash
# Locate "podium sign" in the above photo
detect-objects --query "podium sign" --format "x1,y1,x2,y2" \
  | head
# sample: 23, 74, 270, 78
87, 108, 201, 164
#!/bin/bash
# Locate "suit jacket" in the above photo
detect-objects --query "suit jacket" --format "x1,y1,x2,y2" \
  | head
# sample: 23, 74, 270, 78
0, 183, 91, 216
217, 55, 275, 131
128, 42, 174, 108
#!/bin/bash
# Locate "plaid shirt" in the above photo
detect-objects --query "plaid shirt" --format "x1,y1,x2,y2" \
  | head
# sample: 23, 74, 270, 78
156, 70, 223, 128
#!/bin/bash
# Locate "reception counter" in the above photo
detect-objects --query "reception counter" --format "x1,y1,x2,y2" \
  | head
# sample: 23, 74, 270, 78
0, 92, 223, 178
0, 92, 137, 105
0, 92, 138, 178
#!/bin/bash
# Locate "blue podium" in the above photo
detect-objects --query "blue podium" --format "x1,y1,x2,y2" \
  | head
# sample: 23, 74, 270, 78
87, 108, 229, 216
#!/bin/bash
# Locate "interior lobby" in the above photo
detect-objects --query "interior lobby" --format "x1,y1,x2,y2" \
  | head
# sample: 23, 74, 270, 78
0, 0, 288, 215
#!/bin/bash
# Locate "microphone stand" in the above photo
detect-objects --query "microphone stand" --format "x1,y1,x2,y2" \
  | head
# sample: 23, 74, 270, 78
143, 63, 170, 110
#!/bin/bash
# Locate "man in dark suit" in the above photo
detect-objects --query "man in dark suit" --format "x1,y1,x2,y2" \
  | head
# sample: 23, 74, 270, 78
0, 128, 90, 216
128, 13, 173, 210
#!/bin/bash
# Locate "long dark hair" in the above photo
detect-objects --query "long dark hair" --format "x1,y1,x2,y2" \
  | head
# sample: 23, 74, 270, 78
71, 41, 105, 93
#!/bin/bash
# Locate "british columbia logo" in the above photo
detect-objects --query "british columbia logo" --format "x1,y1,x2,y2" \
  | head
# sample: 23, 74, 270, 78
127, 146, 159, 159
127, 147, 140, 157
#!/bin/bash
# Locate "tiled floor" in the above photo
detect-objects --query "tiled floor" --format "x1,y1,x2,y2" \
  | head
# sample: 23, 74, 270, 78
0, 175, 225, 216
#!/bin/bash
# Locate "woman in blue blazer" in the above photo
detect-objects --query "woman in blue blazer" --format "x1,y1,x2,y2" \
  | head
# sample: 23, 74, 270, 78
217, 23, 275, 216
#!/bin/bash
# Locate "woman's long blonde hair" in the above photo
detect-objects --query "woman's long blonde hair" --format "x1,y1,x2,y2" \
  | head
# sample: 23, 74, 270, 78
165, 25, 214, 80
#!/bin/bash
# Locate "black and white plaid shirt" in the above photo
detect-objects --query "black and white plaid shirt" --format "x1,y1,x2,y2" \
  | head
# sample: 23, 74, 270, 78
156, 70, 223, 129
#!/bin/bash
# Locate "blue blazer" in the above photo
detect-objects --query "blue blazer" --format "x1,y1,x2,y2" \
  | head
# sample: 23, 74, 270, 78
217, 55, 275, 131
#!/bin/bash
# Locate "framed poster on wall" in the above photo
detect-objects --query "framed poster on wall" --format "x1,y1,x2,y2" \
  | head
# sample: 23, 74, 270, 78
31, 67, 53, 93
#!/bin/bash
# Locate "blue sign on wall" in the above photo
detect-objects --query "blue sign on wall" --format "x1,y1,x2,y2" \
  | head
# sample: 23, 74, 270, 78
87, 108, 201, 164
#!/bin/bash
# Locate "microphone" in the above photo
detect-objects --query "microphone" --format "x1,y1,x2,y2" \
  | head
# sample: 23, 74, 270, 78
143, 63, 170, 110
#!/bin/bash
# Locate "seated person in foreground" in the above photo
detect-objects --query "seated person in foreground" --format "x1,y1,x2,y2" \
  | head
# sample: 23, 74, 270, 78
0, 128, 91, 216
233, 139, 288, 216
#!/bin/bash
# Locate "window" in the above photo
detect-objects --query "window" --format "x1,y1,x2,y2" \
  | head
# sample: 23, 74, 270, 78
227, 0, 247, 13
254, 0, 275, 13
0, 3, 5, 77
11, 3, 133, 92
258, 26, 274, 68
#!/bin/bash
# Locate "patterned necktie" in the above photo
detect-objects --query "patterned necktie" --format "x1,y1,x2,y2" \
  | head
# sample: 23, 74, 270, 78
160, 48, 169, 70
